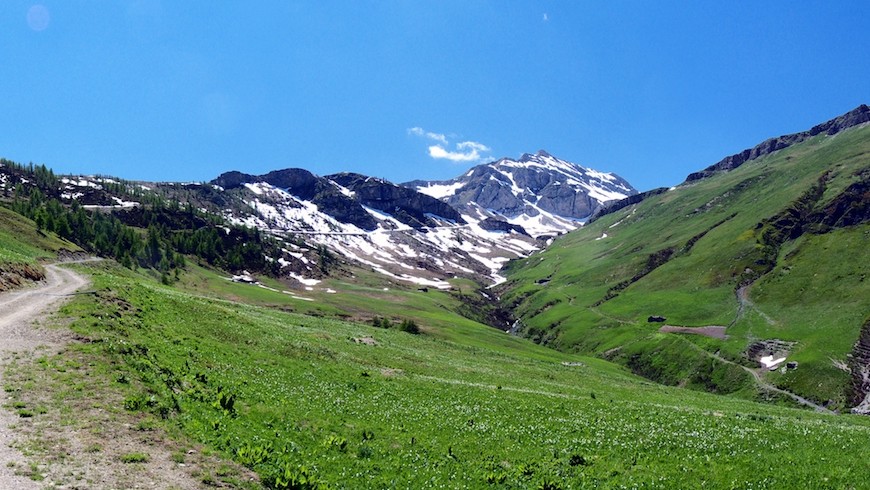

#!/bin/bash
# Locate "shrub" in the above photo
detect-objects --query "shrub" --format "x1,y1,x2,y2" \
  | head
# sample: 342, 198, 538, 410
398, 319, 420, 334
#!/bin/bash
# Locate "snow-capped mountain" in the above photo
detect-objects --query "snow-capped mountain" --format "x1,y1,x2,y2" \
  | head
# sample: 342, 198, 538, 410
209, 168, 539, 289
407, 150, 637, 237
4, 151, 637, 291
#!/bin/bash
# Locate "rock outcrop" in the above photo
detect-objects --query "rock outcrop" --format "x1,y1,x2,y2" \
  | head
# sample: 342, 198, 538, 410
849, 317, 870, 415
0, 262, 45, 292
327, 173, 465, 228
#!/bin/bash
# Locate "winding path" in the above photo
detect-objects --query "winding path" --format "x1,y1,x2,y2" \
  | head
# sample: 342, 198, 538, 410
0, 262, 89, 488
677, 337, 833, 414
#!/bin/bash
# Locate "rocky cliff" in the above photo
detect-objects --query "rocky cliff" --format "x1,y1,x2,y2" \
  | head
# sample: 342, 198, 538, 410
327, 173, 465, 228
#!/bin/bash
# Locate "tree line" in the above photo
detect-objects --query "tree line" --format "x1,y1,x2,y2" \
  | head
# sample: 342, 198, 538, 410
1, 160, 285, 283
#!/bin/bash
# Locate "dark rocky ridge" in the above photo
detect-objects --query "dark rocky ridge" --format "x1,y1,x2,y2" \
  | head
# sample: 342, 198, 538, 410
685, 104, 870, 182
213, 168, 377, 230
327, 172, 465, 228
478, 217, 530, 236
591, 105, 869, 223
588, 187, 669, 222
212, 168, 471, 231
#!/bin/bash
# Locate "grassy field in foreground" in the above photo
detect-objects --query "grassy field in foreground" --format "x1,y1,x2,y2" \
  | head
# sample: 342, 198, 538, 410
42, 261, 870, 488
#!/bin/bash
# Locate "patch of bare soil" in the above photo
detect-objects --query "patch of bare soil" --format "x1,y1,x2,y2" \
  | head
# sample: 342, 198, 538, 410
658, 325, 728, 339
4, 347, 258, 489
352, 336, 378, 346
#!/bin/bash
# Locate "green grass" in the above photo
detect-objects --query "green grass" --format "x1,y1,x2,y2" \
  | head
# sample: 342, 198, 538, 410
503, 125, 870, 406
119, 452, 150, 464
52, 261, 870, 488
176, 260, 570, 361
0, 205, 75, 264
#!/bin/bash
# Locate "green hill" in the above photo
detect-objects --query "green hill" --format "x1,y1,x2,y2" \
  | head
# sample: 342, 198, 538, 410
501, 119, 870, 411
0, 205, 80, 291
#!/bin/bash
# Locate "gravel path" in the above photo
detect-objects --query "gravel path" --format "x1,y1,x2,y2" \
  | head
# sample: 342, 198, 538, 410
0, 263, 89, 488
676, 336, 834, 414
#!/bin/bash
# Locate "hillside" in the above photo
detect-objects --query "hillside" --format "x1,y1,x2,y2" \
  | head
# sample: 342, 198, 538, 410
0, 205, 80, 291
501, 110, 870, 412
2, 106, 870, 486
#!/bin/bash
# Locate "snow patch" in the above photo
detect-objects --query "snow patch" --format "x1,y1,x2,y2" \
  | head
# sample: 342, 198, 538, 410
760, 356, 787, 370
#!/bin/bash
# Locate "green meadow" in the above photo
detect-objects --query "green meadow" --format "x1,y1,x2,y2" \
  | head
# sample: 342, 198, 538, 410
38, 260, 870, 488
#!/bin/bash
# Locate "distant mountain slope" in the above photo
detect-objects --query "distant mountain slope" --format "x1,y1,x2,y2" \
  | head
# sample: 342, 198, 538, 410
407, 150, 636, 237
501, 112, 870, 411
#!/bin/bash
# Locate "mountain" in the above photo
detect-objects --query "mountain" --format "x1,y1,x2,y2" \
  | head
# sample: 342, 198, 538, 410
0, 151, 636, 295
207, 168, 538, 288
407, 150, 637, 237
500, 106, 870, 412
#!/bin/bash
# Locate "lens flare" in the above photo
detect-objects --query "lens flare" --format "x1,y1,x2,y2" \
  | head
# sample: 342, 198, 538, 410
26, 4, 50, 32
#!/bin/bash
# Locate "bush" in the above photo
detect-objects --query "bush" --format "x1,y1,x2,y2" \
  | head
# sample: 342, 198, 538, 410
398, 319, 420, 334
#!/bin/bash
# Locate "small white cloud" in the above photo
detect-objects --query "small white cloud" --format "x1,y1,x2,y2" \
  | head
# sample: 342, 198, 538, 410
428, 142, 489, 162
543, 12, 549, 22
407, 127, 447, 145
410, 126, 491, 163
457, 141, 490, 152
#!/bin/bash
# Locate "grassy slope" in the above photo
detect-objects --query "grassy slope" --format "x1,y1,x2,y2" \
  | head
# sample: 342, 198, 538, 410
0, 205, 74, 264
176, 261, 553, 359
57, 261, 870, 488
502, 125, 870, 406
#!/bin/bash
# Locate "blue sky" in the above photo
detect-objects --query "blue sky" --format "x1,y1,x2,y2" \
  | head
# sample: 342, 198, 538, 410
1, 1, 869, 191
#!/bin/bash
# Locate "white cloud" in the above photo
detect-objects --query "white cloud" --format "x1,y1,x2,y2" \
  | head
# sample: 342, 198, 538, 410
409, 126, 491, 163
543, 13, 549, 22
457, 141, 490, 152
428, 141, 489, 162
407, 127, 447, 145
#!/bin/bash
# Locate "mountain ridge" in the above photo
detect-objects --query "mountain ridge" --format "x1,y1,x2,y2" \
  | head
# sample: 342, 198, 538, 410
407, 150, 637, 237
686, 104, 870, 182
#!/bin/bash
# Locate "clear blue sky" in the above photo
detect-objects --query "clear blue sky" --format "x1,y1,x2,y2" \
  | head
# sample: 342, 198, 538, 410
1, 1, 869, 191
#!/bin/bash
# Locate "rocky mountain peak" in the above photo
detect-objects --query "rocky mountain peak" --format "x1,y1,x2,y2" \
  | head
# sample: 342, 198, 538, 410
518, 150, 553, 162
408, 151, 637, 237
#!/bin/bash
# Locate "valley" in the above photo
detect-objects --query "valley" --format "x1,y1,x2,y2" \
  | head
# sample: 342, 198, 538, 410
0, 106, 868, 488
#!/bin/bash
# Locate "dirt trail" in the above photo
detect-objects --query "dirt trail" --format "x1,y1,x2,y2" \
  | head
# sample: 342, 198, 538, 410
0, 262, 256, 488
0, 263, 89, 488
677, 337, 833, 414
733, 285, 776, 327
